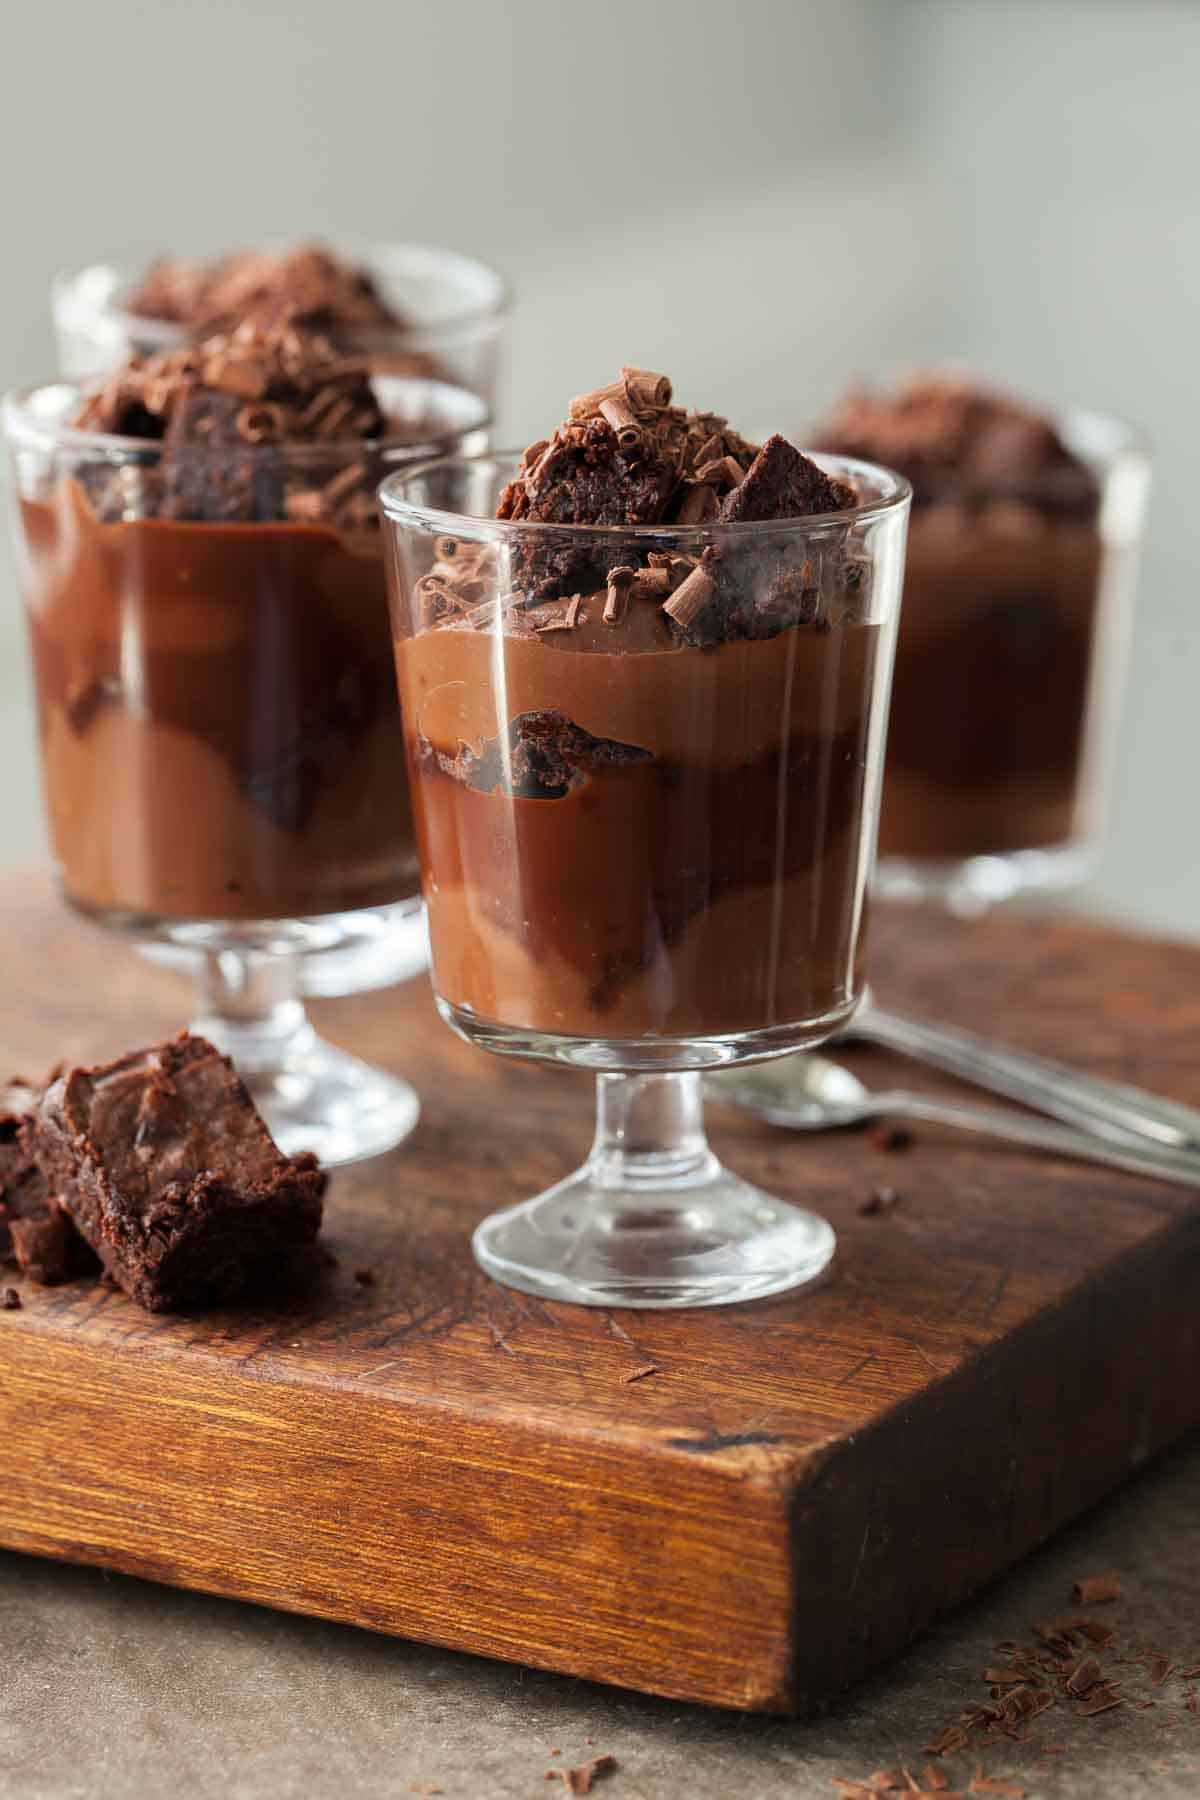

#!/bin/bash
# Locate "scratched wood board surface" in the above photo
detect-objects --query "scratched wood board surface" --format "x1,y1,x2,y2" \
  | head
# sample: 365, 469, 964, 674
2, 870, 1198, 1712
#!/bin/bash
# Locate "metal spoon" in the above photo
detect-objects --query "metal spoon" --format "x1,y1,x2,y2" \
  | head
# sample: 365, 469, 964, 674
844, 993, 1200, 1155
707, 1055, 1200, 1190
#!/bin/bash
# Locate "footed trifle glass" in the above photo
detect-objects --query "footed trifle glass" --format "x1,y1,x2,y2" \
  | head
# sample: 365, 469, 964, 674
51, 239, 510, 997
5, 374, 488, 1165
381, 451, 910, 1306
815, 381, 1152, 915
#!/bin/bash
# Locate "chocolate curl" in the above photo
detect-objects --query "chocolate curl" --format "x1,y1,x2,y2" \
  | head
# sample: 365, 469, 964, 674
285, 490, 326, 524
537, 595, 583, 633
322, 463, 367, 510
603, 566, 637, 623
622, 366, 672, 410
631, 566, 671, 599
518, 437, 549, 470
467, 598, 503, 630
662, 564, 715, 628
692, 433, 726, 469
695, 455, 746, 488
568, 380, 627, 421
676, 483, 717, 524
202, 353, 269, 400
598, 395, 643, 450
236, 402, 286, 443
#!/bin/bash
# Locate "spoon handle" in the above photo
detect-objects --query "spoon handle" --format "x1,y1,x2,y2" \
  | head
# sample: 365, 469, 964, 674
877, 1091, 1200, 1189
854, 1004, 1200, 1154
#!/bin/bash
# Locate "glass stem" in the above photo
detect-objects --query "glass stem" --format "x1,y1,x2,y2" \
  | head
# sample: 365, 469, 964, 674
587, 1072, 722, 1193
192, 947, 316, 1077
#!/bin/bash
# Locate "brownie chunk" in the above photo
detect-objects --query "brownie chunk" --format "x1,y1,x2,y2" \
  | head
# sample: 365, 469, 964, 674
0, 1078, 97, 1286
422, 708, 652, 800
24, 1034, 325, 1312
719, 435, 854, 523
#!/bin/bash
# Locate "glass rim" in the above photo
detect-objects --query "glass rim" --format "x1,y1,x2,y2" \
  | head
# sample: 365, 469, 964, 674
51, 241, 512, 346
378, 448, 912, 540
1, 376, 491, 466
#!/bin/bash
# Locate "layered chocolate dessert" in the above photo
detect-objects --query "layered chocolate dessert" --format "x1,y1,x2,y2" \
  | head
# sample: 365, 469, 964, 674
13, 317, 437, 923
392, 369, 895, 1041
815, 375, 1104, 861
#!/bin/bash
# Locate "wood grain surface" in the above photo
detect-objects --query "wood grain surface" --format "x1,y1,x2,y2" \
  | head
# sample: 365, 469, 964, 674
1, 871, 1198, 1712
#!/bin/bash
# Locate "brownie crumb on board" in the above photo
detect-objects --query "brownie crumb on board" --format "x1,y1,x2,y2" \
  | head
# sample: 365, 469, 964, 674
352, 1267, 376, 1287
859, 1185, 902, 1217
620, 1364, 659, 1384
869, 1124, 914, 1153
2, 1287, 20, 1310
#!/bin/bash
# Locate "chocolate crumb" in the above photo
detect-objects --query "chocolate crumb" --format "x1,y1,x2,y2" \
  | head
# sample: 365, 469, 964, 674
1072, 1573, 1121, 1605
559, 1753, 617, 1794
2, 1287, 21, 1309
1148, 1655, 1174, 1687
353, 1267, 376, 1287
1076, 1685, 1122, 1717
859, 1185, 902, 1216
924, 1768, 950, 1791
621, 1364, 659, 1384
870, 1124, 914, 1153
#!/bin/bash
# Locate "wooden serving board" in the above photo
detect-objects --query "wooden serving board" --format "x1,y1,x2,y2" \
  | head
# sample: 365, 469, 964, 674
2, 870, 1199, 1714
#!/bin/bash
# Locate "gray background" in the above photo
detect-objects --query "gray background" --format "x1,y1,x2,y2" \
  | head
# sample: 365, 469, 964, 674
1, 0, 1196, 935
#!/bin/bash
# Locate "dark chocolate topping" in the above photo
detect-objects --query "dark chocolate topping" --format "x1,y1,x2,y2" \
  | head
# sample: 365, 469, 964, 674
815, 373, 1098, 515
125, 243, 403, 337
495, 370, 861, 644
70, 317, 393, 527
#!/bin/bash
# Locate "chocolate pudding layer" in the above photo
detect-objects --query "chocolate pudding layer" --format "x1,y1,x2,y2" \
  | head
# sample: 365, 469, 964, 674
817, 376, 1105, 861
387, 370, 906, 1043
9, 321, 485, 925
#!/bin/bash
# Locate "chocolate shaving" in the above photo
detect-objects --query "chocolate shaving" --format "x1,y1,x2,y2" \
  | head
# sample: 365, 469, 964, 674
923, 1769, 950, 1791
661, 564, 715, 628
598, 395, 642, 449
1076, 1686, 1122, 1717
558, 1754, 616, 1794
603, 566, 636, 624
676, 482, 717, 523
1064, 1658, 1102, 1696
1073, 1574, 1122, 1606
621, 1364, 659, 1384
621, 365, 672, 409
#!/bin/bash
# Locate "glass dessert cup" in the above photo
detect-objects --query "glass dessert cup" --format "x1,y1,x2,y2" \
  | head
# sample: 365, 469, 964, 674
381, 452, 909, 1306
52, 244, 508, 996
5, 376, 488, 1165
871, 410, 1151, 916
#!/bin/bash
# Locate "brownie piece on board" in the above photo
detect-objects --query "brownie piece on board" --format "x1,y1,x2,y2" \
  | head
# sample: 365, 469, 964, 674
24, 1034, 325, 1312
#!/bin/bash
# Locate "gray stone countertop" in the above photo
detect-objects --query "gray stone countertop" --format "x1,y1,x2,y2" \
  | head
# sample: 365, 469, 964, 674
3, 1438, 1199, 1800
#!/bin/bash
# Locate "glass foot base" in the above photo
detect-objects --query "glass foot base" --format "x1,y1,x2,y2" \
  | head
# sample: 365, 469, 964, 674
473, 1161, 836, 1309
138, 902, 429, 998
199, 1026, 420, 1167
873, 843, 1097, 916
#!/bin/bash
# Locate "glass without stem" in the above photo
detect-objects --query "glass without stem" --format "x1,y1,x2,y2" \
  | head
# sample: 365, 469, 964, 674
872, 409, 1151, 916
381, 451, 909, 1306
5, 376, 489, 1165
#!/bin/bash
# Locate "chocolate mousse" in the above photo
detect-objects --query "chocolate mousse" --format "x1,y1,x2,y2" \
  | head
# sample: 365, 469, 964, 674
815, 374, 1103, 861
392, 369, 894, 1041
14, 317, 435, 923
